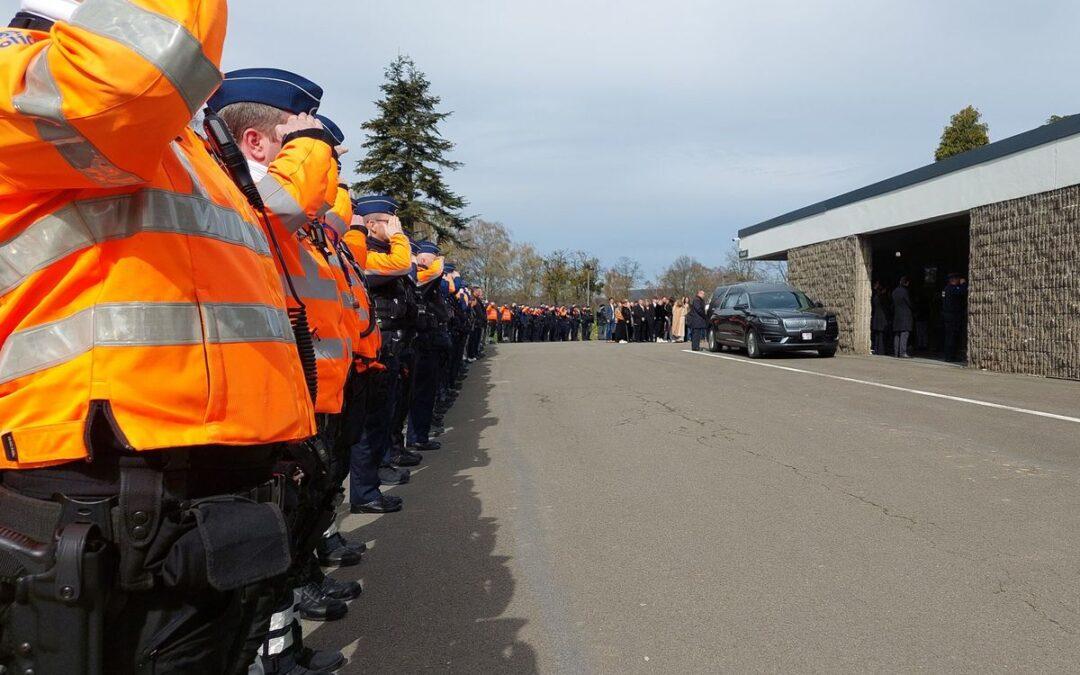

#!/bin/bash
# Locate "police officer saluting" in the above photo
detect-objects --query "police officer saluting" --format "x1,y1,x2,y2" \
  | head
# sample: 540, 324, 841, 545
350, 195, 413, 514
209, 69, 367, 671
406, 242, 448, 453
0, 2, 320, 672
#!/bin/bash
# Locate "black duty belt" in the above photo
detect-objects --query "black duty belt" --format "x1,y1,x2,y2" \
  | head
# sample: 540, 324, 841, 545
0, 474, 285, 549
9, 12, 54, 31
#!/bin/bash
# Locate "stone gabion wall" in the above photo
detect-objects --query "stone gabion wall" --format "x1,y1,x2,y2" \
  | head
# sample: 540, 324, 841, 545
787, 236, 871, 354
969, 185, 1080, 380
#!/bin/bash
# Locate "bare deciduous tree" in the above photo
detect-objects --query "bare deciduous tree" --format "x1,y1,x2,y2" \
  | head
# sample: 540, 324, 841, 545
603, 257, 642, 300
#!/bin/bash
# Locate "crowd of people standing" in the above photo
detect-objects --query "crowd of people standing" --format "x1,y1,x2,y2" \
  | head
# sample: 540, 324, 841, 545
871, 274, 968, 361
478, 303, 597, 342
474, 294, 710, 346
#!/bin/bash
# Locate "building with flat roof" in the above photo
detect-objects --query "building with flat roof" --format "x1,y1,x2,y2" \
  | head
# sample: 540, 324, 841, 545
737, 116, 1080, 380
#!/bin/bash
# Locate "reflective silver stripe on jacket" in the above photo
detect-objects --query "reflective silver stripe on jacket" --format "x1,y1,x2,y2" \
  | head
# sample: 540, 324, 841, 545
71, 0, 222, 115
0, 189, 271, 296
12, 49, 142, 187
362, 267, 411, 278
314, 337, 346, 362
257, 175, 308, 234
340, 290, 371, 323
0, 302, 293, 385
202, 303, 293, 344
324, 211, 347, 235
288, 246, 340, 302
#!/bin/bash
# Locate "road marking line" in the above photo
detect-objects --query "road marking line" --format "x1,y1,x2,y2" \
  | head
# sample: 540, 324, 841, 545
684, 350, 1080, 425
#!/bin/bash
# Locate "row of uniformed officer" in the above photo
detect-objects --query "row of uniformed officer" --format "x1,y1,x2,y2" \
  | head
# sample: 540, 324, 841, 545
489, 305, 597, 342
0, 2, 481, 673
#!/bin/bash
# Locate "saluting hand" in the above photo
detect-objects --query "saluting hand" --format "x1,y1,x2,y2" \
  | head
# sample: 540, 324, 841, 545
385, 216, 404, 237
275, 112, 323, 142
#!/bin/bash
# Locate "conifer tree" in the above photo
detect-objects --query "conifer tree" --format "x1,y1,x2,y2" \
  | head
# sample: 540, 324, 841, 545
354, 56, 468, 241
934, 105, 990, 161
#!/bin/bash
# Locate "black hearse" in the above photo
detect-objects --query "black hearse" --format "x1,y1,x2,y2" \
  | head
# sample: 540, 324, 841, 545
706, 283, 839, 358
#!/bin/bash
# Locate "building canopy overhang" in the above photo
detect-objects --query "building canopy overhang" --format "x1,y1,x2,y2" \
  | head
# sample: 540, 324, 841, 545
737, 115, 1080, 260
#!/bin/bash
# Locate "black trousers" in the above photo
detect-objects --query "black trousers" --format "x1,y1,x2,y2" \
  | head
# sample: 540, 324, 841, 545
351, 349, 402, 504
943, 319, 963, 361
448, 330, 466, 383
872, 329, 887, 355
390, 346, 417, 452
690, 327, 706, 351
467, 325, 482, 358
407, 345, 440, 445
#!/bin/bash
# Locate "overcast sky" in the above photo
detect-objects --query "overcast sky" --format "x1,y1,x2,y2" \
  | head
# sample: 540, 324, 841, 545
108, 2, 1080, 276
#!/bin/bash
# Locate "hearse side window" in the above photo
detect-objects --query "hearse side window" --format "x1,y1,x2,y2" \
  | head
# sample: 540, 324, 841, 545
750, 291, 813, 310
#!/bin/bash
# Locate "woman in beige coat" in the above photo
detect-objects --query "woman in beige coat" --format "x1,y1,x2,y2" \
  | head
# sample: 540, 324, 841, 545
671, 298, 688, 342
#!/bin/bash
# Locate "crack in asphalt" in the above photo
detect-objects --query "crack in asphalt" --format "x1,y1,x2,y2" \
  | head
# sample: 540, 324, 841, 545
993, 570, 1077, 635
1024, 592, 1076, 635
633, 394, 708, 427
694, 429, 933, 532
841, 491, 921, 527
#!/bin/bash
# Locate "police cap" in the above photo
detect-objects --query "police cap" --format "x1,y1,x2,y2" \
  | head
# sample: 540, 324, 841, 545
316, 115, 345, 145
207, 68, 322, 114
354, 195, 399, 216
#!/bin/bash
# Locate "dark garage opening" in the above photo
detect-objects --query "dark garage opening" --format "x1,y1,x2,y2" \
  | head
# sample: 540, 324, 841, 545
868, 215, 970, 360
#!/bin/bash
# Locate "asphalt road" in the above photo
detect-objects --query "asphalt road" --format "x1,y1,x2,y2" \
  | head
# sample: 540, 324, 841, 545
306, 341, 1080, 673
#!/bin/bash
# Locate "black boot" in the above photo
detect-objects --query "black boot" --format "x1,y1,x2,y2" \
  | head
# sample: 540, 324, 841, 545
318, 574, 363, 601
385, 449, 421, 467
297, 646, 346, 672
297, 582, 348, 621
378, 465, 411, 485
316, 533, 363, 567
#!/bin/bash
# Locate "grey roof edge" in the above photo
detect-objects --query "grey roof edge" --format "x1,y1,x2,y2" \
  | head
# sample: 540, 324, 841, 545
737, 114, 1080, 239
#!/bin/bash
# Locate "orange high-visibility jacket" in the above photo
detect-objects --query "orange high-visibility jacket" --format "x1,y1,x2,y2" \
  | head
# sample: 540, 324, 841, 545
417, 257, 444, 286
257, 139, 352, 414
501, 306, 512, 322
487, 305, 498, 322
0, 2, 317, 469
324, 183, 350, 237
362, 232, 411, 281
326, 186, 381, 372
343, 222, 369, 270
321, 184, 360, 354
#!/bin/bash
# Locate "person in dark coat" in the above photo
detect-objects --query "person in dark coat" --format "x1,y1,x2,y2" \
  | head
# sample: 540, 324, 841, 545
599, 301, 614, 341
630, 301, 645, 342
581, 306, 594, 341
941, 273, 968, 362
892, 276, 914, 358
687, 290, 709, 351
643, 299, 657, 342
871, 281, 890, 355
614, 301, 631, 342
653, 299, 667, 342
